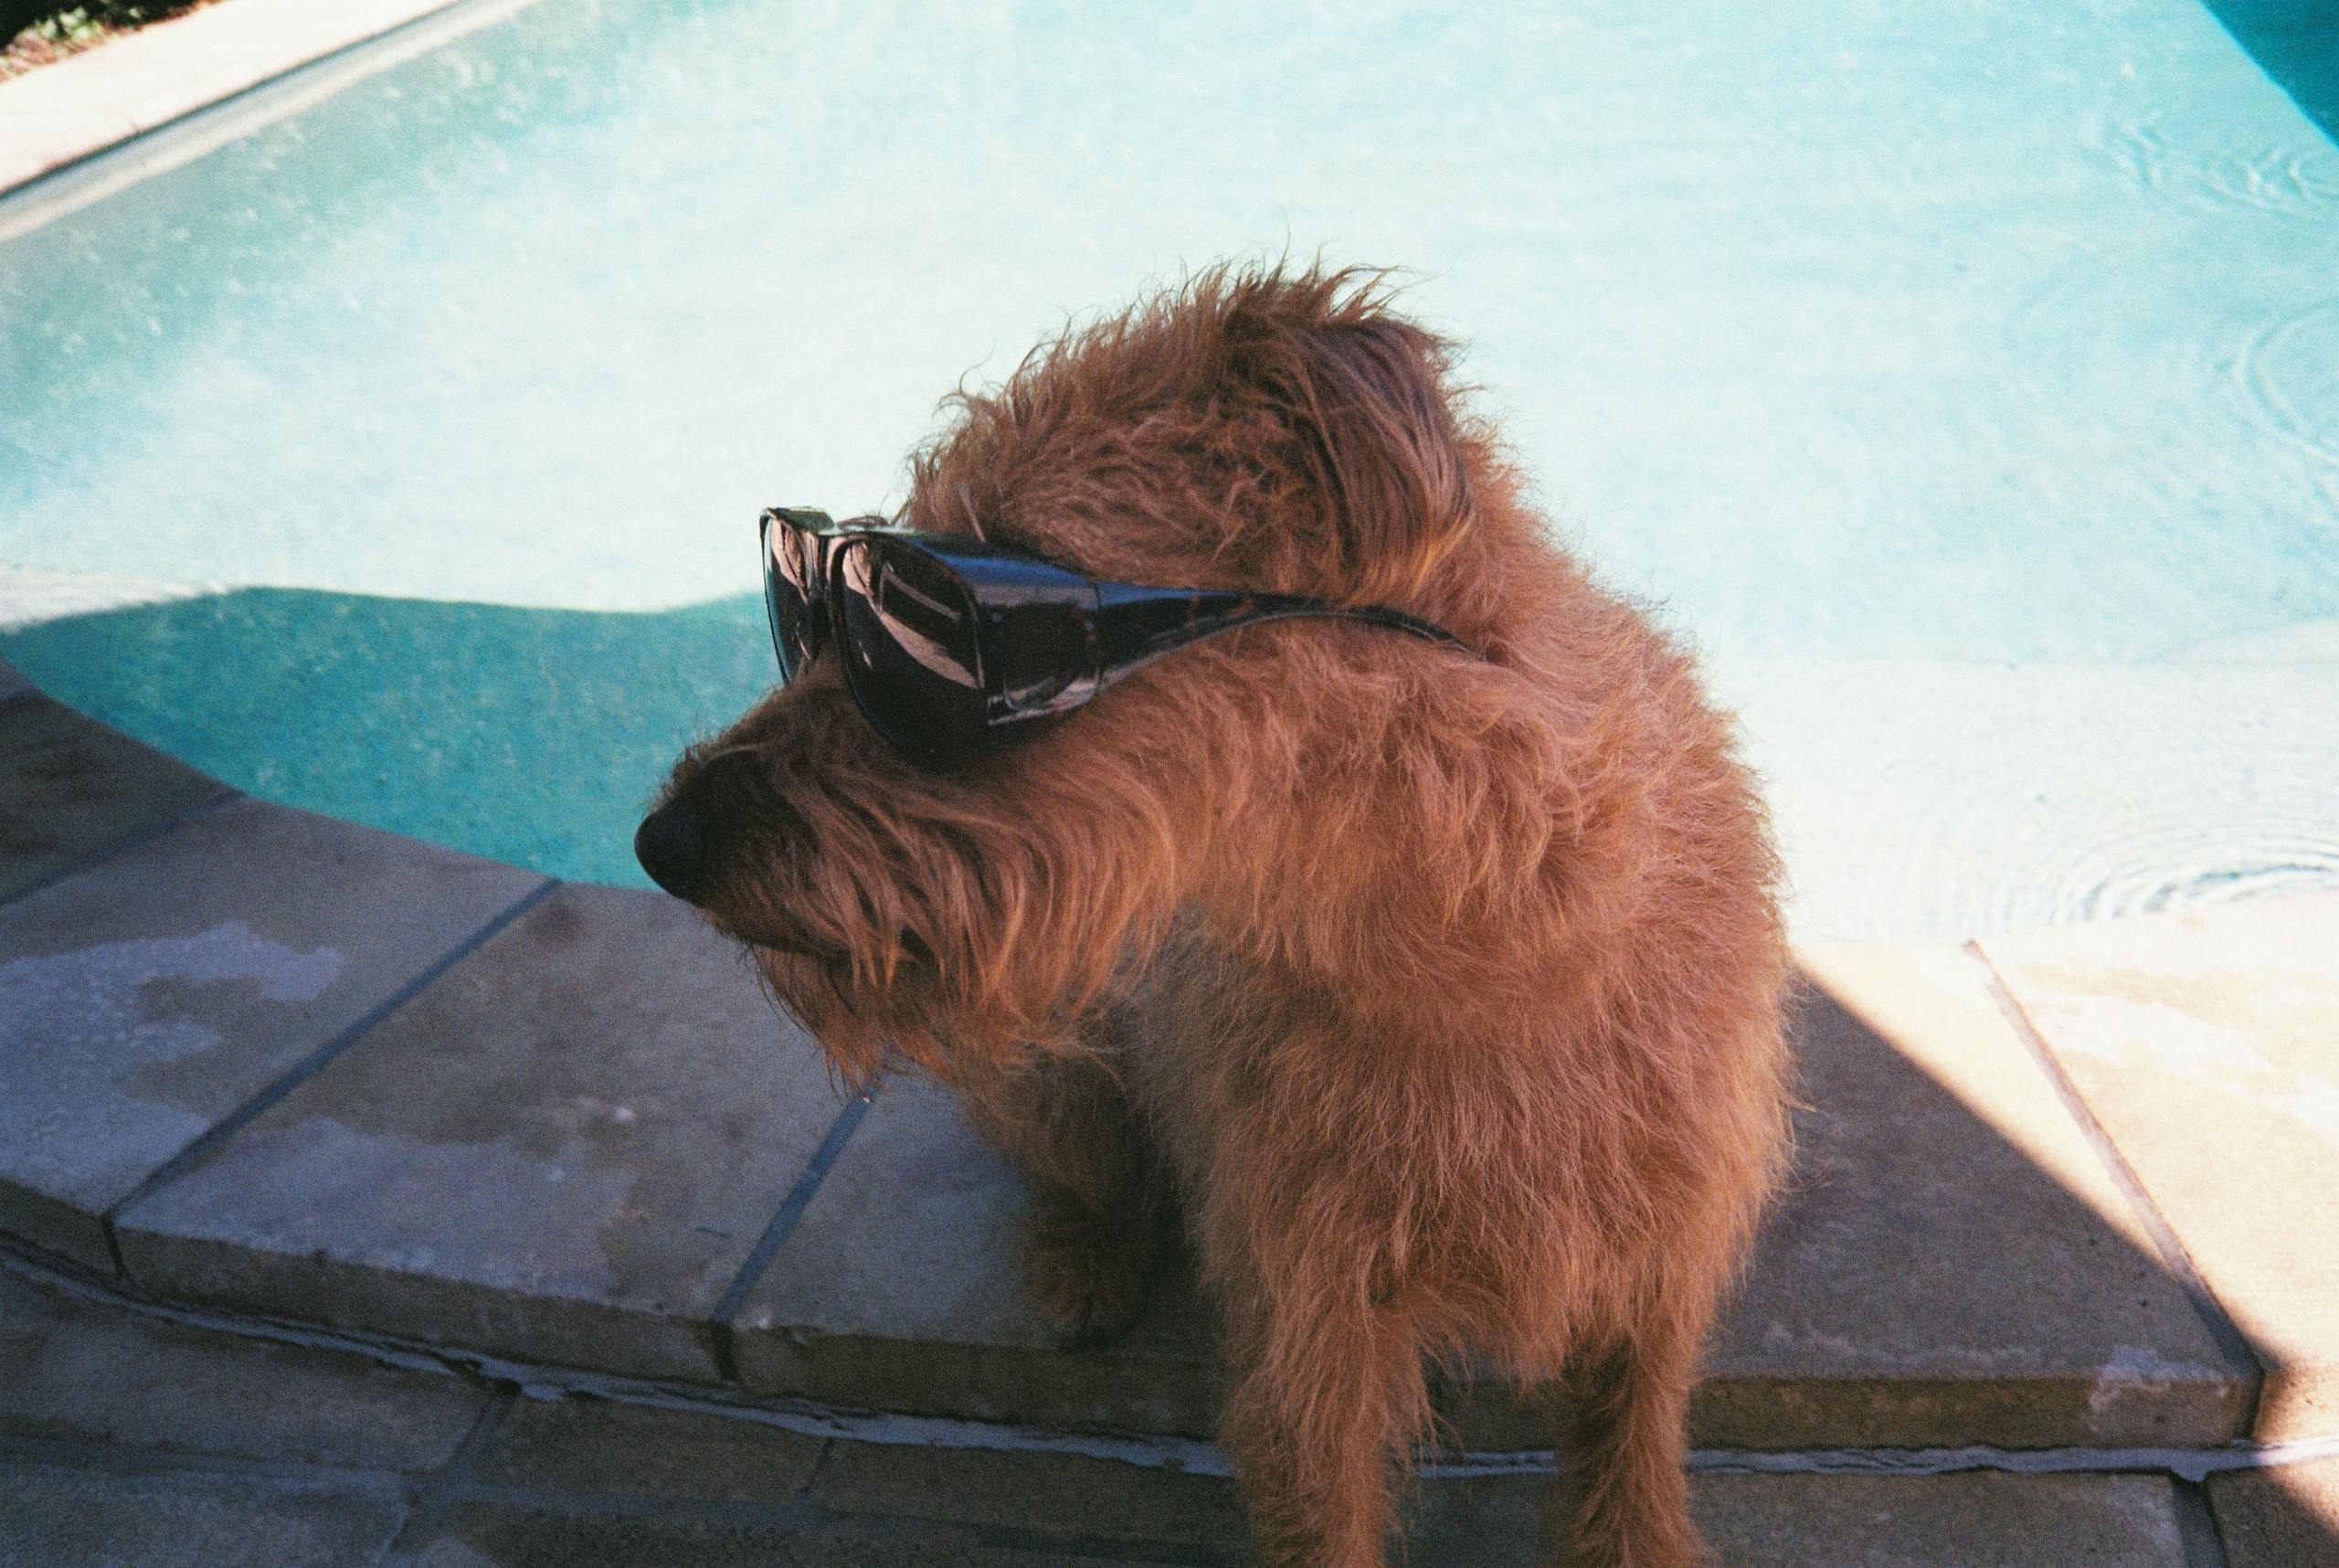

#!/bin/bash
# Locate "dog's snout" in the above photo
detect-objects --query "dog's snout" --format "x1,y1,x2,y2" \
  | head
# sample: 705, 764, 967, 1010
635, 800, 711, 904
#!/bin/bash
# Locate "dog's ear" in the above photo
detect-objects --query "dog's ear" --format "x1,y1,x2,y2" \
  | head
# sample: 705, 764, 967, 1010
1221, 279, 1475, 590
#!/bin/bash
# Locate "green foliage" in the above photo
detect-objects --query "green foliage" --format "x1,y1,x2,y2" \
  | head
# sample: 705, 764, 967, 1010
4, 3, 202, 56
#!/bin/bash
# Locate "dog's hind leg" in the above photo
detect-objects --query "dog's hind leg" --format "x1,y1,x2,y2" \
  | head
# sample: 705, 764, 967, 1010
957, 1044, 1167, 1347
1537, 1306, 1709, 1568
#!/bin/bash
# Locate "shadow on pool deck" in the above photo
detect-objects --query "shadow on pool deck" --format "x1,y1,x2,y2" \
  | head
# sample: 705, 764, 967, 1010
0, 585, 772, 888
2, 657, 2337, 1563
2202, 0, 2339, 144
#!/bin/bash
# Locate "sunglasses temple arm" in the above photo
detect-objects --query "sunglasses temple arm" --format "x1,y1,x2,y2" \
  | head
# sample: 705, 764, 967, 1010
1090, 584, 1465, 687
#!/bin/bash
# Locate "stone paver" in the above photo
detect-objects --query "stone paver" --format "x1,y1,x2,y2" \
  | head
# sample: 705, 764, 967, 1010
1688, 1471, 2189, 1568
1983, 895, 2339, 1439
0, 1455, 409, 1568
731, 1073, 1220, 1435
747, 947, 2243, 1448
1407, 1469, 2192, 1567
410, 1503, 1130, 1568
431, 1450, 2199, 1568
0, 795, 543, 1272
0, 688, 228, 906
809, 1440, 1244, 1548
0, 1266, 487, 1473
115, 885, 855, 1383
476, 1396, 823, 1501
2207, 1457, 2339, 1568
0, 1244, 2238, 1566
1684, 942, 2247, 1447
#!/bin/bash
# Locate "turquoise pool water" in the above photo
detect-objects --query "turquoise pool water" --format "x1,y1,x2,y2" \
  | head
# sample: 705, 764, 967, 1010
3, 0, 2334, 939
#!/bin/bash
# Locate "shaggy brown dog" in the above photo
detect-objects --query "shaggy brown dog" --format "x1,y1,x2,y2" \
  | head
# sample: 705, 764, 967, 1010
642, 265, 1790, 1567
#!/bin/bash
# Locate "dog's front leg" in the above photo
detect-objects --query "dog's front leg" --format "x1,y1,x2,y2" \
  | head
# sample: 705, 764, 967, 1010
1537, 1307, 1709, 1568
1192, 1159, 1430, 1568
956, 1044, 1167, 1347
1214, 1264, 1426, 1567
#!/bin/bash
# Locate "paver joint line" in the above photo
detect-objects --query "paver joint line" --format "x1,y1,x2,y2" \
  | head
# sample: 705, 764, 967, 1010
2170, 1477, 2235, 1568
798, 1433, 839, 1501
1963, 941, 2267, 1429
98, 875, 562, 1256
711, 1084, 881, 1362
376, 1389, 516, 1565
0, 788, 235, 914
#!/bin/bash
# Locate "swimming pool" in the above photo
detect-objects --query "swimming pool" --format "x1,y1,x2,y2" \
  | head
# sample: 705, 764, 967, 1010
3, 0, 2334, 940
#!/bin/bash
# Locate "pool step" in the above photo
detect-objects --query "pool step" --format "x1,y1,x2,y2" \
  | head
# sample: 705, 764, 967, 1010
8, 1255, 2292, 1568
3, 667, 2334, 1453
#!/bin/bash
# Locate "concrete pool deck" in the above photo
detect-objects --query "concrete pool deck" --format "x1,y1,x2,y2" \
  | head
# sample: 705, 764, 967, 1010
0, 0, 494, 199
5, 658, 2338, 1563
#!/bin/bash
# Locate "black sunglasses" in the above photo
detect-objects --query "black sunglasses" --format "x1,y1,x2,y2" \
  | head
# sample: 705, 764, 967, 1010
760, 506, 1466, 766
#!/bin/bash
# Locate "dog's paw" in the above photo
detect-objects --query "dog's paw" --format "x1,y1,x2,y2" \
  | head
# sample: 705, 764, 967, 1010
1021, 1193, 1152, 1349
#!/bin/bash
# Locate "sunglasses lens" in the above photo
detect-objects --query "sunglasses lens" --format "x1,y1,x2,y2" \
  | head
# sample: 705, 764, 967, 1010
763, 517, 820, 681
836, 537, 987, 761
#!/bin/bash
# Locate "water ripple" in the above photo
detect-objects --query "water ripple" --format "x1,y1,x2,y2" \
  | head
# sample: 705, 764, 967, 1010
1735, 661, 2339, 943
2236, 297, 2339, 462
2105, 114, 2339, 218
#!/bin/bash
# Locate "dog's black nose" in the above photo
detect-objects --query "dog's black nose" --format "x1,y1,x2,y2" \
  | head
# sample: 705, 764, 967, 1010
635, 801, 711, 904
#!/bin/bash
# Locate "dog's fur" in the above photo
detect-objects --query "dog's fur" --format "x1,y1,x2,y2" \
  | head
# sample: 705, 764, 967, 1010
650, 265, 1790, 1566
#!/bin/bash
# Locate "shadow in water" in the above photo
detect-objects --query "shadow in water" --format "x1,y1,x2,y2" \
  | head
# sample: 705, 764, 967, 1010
2200, 0, 2339, 143
0, 587, 771, 887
